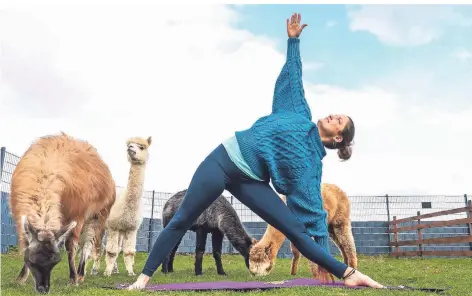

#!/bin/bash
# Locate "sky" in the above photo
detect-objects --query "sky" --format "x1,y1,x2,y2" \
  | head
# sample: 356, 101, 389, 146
1, 2, 471, 197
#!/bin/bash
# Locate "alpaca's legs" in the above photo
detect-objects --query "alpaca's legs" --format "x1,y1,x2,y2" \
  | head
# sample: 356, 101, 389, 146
15, 264, 30, 284
112, 234, 123, 274
77, 241, 93, 282
91, 228, 105, 275
77, 218, 98, 281
332, 223, 358, 269
162, 238, 182, 273
92, 207, 110, 276
168, 240, 180, 273
290, 242, 302, 275
65, 235, 80, 285
195, 228, 208, 276
211, 230, 226, 276
113, 260, 119, 274
104, 229, 120, 276
123, 229, 138, 276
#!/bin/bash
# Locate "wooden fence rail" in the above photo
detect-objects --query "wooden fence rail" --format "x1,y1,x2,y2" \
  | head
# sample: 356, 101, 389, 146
388, 200, 472, 258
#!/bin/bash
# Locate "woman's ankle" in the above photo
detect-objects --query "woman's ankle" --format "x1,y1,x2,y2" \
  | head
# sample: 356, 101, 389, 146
342, 267, 356, 279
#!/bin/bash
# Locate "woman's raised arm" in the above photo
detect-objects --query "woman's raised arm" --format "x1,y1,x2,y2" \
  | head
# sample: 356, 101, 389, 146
271, 13, 311, 120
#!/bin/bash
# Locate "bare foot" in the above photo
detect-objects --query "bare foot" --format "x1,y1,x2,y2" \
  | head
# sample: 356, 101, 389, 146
127, 273, 150, 290
343, 268, 384, 289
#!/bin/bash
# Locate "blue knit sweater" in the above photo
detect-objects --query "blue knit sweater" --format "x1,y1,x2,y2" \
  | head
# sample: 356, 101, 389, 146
235, 37, 329, 252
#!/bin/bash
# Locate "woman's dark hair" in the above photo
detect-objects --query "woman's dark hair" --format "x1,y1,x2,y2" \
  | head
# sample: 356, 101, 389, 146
331, 116, 355, 161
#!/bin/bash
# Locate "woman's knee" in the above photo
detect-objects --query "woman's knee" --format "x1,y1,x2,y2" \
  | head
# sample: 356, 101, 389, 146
166, 212, 192, 232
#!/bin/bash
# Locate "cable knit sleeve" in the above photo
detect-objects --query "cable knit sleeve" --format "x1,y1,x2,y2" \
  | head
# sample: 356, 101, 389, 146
285, 172, 330, 253
271, 37, 312, 120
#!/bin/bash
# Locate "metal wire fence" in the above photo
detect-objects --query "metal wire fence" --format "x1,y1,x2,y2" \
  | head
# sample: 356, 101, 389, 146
1, 147, 471, 256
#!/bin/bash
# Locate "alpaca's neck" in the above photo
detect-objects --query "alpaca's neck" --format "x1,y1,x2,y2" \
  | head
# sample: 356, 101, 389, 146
123, 163, 146, 210
221, 220, 253, 256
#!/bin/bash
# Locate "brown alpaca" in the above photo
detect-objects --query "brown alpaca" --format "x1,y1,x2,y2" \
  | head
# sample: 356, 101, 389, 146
9, 132, 116, 293
248, 183, 357, 277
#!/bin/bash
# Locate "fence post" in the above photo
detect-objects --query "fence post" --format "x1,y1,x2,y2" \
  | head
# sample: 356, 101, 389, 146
465, 196, 472, 251
228, 195, 234, 254
417, 211, 423, 257
385, 194, 391, 223
385, 194, 392, 254
148, 190, 156, 252
393, 216, 399, 258
0, 147, 5, 184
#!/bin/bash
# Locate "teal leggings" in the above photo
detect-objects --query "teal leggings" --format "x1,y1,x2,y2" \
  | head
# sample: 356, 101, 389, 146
141, 144, 348, 279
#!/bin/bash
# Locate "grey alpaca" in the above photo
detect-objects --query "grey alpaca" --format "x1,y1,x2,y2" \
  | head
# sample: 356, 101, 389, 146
161, 189, 256, 276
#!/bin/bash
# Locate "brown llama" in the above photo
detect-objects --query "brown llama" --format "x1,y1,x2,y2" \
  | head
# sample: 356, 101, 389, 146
9, 132, 116, 293
248, 183, 357, 277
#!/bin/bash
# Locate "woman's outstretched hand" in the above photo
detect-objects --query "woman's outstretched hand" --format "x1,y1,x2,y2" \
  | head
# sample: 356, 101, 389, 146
126, 273, 150, 291
287, 13, 308, 38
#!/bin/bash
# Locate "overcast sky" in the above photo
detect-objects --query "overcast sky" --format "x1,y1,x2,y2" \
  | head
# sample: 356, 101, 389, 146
1, 2, 471, 197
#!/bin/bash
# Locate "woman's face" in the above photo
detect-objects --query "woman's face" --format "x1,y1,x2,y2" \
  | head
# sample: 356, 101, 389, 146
317, 114, 349, 138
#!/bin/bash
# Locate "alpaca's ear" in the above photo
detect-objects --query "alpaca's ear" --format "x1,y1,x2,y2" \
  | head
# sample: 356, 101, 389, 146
251, 237, 258, 245
55, 221, 77, 246
265, 241, 273, 253
22, 215, 38, 244
147, 136, 152, 146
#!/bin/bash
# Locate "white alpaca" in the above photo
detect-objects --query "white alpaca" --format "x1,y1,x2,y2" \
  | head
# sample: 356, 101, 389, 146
103, 136, 152, 276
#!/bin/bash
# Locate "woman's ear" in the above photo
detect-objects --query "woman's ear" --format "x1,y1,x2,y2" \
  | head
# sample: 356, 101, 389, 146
333, 135, 343, 143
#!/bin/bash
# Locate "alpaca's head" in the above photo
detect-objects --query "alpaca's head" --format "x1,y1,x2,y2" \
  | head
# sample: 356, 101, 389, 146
21, 215, 77, 294
248, 241, 274, 276
126, 136, 152, 164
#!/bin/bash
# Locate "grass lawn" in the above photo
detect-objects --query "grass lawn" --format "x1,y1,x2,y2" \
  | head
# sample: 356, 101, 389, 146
1, 249, 471, 295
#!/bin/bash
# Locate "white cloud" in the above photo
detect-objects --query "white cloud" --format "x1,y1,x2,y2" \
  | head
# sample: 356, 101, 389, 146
347, 5, 472, 47
0, 2, 471, 199
452, 47, 472, 60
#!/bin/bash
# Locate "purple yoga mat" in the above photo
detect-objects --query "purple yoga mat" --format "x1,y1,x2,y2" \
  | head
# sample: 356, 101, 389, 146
114, 278, 364, 291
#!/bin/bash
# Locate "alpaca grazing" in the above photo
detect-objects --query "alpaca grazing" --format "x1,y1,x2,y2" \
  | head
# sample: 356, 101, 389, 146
9, 132, 116, 293
248, 183, 357, 277
161, 189, 257, 276
103, 136, 152, 276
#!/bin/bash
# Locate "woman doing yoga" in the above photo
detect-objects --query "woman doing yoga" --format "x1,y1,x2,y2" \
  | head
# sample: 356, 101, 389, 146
127, 13, 384, 290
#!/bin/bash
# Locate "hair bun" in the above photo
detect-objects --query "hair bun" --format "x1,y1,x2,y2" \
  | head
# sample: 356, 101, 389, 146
337, 146, 352, 161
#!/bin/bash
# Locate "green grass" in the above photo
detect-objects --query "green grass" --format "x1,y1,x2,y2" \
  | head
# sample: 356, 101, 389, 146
2, 249, 471, 295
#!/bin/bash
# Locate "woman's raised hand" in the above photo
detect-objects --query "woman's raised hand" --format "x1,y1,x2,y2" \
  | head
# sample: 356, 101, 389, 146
287, 13, 308, 38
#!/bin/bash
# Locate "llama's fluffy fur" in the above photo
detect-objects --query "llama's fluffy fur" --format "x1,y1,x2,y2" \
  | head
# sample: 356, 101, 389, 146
103, 136, 152, 276
9, 132, 116, 286
161, 189, 257, 276
248, 183, 357, 277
